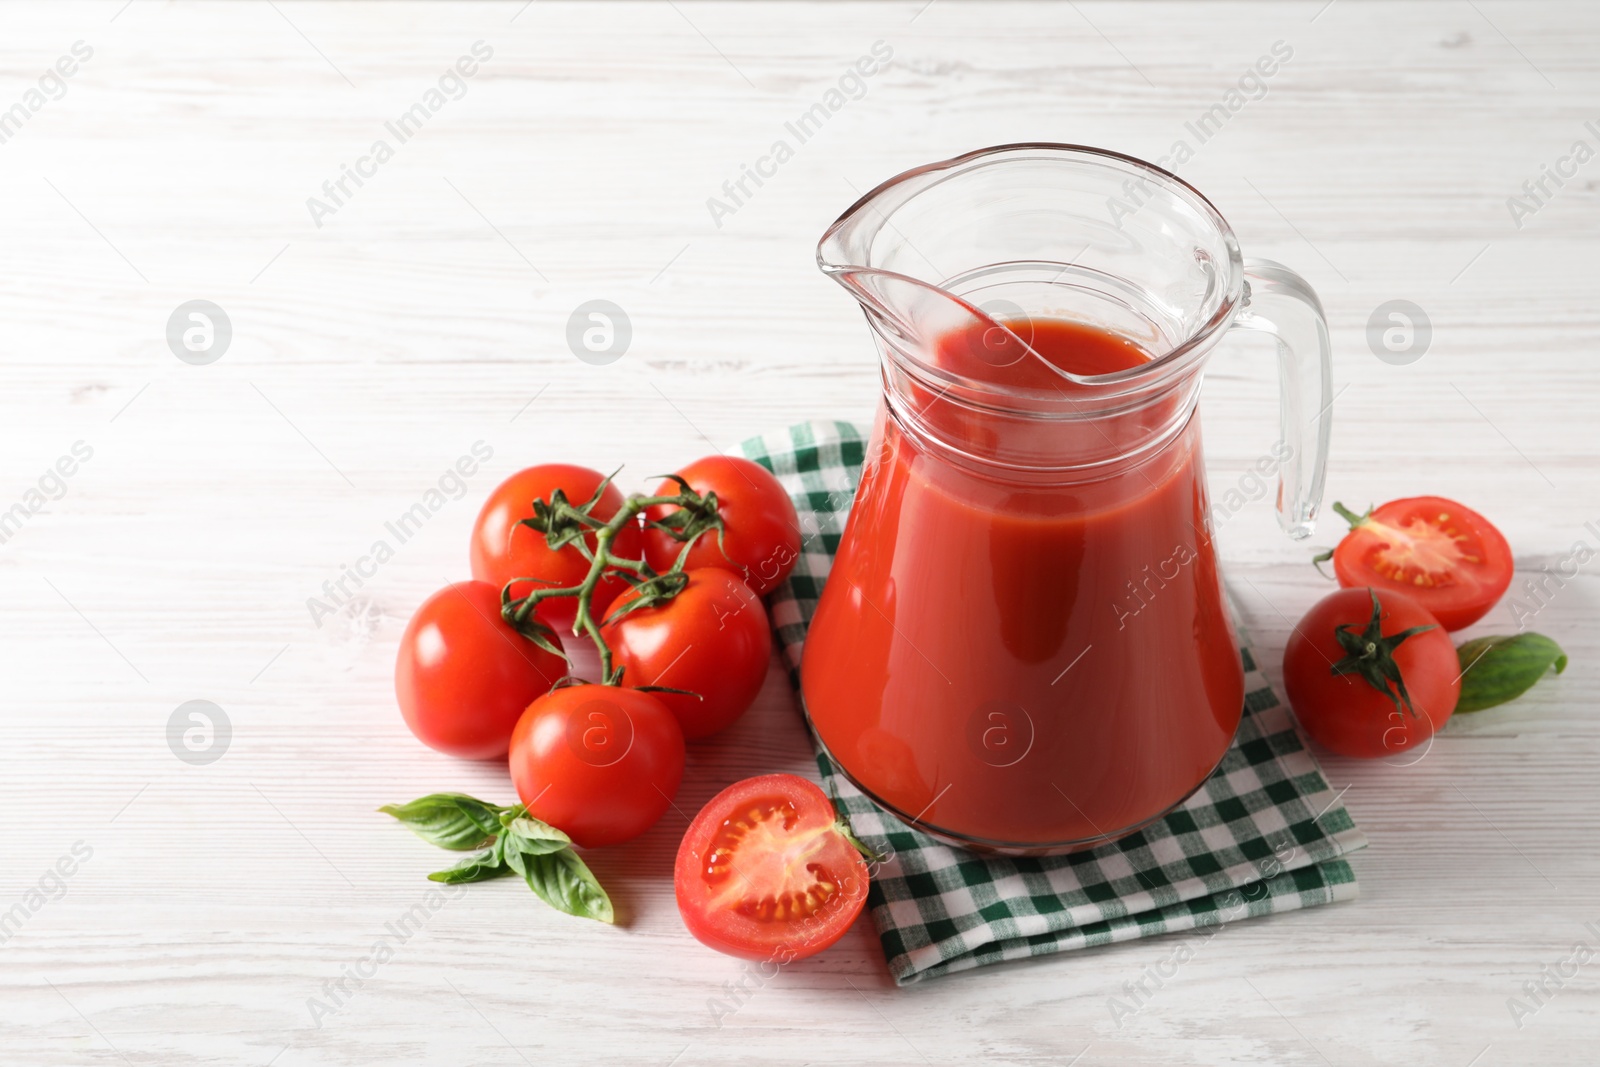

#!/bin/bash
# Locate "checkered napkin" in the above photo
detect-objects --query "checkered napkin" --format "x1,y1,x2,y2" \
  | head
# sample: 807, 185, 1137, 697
737, 420, 1368, 985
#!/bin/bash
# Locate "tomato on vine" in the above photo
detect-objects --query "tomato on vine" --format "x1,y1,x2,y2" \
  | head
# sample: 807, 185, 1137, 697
642, 456, 801, 596
471, 464, 643, 630
509, 684, 685, 848
395, 580, 565, 760
390, 457, 794, 922
602, 567, 772, 740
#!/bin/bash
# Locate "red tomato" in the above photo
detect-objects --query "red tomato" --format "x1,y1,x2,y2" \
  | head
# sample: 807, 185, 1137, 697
601, 568, 772, 740
675, 773, 869, 961
1325, 496, 1512, 631
642, 456, 801, 596
508, 684, 685, 848
1283, 587, 1460, 760
470, 464, 643, 630
395, 581, 566, 760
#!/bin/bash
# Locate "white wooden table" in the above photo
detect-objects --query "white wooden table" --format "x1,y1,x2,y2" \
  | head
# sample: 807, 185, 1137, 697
2, 2, 1596, 1063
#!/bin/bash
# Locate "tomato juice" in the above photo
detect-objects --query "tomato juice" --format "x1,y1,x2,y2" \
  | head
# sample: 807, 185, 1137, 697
800, 317, 1243, 851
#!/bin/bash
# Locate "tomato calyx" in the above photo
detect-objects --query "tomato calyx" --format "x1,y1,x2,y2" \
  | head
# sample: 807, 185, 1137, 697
1312, 502, 1373, 576
523, 474, 619, 554
646, 474, 728, 572
831, 813, 884, 866
499, 471, 722, 686
544, 669, 695, 701
601, 569, 691, 625
1329, 589, 1439, 718
1328, 500, 1373, 532
497, 605, 569, 662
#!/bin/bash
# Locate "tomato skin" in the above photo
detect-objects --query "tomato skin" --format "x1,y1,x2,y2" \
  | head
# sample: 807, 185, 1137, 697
642, 456, 801, 596
395, 581, 566, 760
1283, 588, 1460, 760
675, 773, 869, 962
470, 464, 643, 630
508, 684, 685, 848
1329, 496, 1512, 631
601, 569, 772, 740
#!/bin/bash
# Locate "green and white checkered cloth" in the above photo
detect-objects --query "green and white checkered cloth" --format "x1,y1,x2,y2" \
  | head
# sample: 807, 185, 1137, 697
738, 420, 1367, 985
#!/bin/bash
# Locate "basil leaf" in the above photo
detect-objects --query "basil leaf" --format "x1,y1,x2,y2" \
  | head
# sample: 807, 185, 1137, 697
1455, 633, 1568, 713
501, 818, 571, 880
505, 816, 572, 854
520, 848, 615, 923
502, 838, 528, 878
380, 793, 506, 850
428, 838, 513, 884
384, 797, 611, 921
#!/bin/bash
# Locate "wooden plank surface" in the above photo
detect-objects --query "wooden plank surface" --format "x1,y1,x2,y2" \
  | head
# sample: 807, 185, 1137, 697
1, 1, 1596, 1063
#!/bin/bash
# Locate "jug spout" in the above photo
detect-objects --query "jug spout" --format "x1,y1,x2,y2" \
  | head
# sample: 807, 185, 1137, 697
820, 265, 1024, 371
816, 155, 1218, 475
817, 173, 962, 351
817, 160, 1103, 392
816, 147, 1226, 396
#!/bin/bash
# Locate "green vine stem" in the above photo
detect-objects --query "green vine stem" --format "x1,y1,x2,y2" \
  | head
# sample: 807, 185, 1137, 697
499, 477, 720, 686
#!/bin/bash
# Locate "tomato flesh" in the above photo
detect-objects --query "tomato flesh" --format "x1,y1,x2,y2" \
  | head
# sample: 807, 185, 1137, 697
675, 774, 868, 961
706, 800, 844, 923
1330, 496, 1511, 631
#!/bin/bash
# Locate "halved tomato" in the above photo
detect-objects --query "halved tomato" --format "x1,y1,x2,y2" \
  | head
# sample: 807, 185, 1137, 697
1321, 496, 1513, 631
674, 774, 869, 962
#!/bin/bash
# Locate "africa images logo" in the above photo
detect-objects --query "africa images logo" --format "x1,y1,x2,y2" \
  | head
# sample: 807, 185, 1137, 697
705, 40, 894, 229
0, 41, 93, 146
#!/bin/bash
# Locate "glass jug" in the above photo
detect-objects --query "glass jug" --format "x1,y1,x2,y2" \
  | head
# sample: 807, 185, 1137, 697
800, 144, 1332, 855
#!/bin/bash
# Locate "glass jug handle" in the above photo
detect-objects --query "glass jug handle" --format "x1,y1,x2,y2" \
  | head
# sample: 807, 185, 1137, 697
1230, 259, 1334, 540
